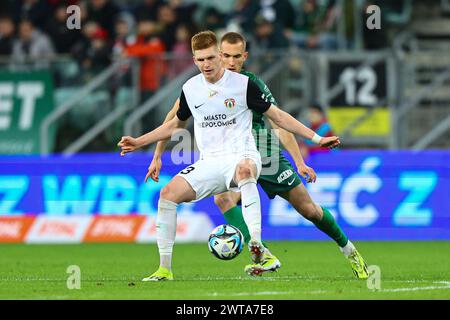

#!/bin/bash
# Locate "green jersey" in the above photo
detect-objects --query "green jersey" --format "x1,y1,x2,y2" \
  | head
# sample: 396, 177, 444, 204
241, 70, 281, 158
241, 70, 303, 198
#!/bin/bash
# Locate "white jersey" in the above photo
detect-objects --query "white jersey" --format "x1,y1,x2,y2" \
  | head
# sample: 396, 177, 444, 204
177, 69, 271, 158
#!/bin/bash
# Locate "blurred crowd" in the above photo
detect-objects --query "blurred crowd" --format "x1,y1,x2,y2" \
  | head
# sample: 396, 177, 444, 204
0, 0, 414, 151
0, 0, 405, 92
0, 0, 399, 61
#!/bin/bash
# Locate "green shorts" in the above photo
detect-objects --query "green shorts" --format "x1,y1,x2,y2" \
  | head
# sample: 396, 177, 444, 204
258, 153, 302, 199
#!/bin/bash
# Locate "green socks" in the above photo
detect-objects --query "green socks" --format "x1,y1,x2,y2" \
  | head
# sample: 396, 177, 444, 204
314, 207, 348, 247
223, 206, 268, 248
223, 205, 347, 249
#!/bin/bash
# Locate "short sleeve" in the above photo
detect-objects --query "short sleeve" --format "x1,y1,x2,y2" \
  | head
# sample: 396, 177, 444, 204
176, 90, 192, 121
246, 79, 272, 113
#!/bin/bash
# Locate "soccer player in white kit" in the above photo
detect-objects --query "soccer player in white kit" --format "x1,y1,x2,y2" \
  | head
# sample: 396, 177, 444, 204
118, 31, 340, 281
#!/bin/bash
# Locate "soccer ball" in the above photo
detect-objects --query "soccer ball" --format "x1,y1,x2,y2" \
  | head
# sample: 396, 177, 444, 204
208, 224, 244, 260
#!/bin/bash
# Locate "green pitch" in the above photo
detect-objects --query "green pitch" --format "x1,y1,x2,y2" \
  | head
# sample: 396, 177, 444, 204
1, 241, 449, 300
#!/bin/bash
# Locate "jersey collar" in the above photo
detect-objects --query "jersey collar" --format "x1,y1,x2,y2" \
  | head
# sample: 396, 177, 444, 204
202, 68, 230, 88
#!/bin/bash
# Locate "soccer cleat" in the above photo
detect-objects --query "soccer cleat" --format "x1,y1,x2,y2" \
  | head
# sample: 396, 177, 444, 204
251, 252, 261, 264
250, 247, 271, 264
347, 249, 369, 279
245, 253, 281, 277
248, 239, 265, 263
142, 266, 173, 281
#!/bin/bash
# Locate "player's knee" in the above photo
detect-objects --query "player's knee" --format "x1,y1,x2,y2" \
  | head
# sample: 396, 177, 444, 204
214, 194, 235, 213
160, 185, 174, 201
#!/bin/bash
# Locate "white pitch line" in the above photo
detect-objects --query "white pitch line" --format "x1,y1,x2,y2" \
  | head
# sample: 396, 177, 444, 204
210, 291, 295, 297
2, 276, 447, 283
380, 281, 450, 293
172, 275, 333, 281
381, 286, 450, 293
2, 276, 450, 296
200, 281, 450, 297
0, 277, 136, 281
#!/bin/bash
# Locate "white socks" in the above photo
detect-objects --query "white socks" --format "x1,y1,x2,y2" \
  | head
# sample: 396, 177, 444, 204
238, 178, 262, 243
340, 240, 356, 258
156, 198, 178, 270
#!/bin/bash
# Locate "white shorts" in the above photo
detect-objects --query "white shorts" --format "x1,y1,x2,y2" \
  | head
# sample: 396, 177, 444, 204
177, 152, 262, 202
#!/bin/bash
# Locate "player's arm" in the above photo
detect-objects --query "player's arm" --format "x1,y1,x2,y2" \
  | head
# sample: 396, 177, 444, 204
253, 75, 315, 180
153, 99, 180, 157
268, 119, 317, 182
118, 90, 192, 156
118, 116, 186, 156
145, 99, 180, 182
246, 80, 339, 148
264, 104, 340, 148
258, 74, 317, 182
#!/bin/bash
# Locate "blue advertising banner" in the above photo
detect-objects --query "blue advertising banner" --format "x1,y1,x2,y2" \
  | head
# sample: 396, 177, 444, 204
0, 151, 448, 240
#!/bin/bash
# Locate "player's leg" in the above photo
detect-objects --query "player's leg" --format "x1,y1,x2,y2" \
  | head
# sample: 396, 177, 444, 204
258, 155, 347, 245
232, 158, 283, 277
233, 158, 265, 259
215, 191, 266, 247
280, 185, 369, 279
142, 175, 196, 281
214, 191, 251, 242
280, 184, 347, 245
214, 191, 275, 262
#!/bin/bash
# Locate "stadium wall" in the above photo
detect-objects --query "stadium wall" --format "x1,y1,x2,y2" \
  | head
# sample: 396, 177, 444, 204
0, 151, 448, 243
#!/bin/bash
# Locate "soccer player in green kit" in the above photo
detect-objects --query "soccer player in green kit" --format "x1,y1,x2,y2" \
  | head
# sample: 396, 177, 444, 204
145, 32, 369, 279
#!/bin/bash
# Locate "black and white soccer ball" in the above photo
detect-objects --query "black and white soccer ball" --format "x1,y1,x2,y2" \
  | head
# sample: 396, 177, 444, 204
208, 224, 244, 260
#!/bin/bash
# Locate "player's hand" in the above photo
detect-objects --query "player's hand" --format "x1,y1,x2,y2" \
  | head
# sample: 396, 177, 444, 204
145, 156, 162, 183
296, 162, 317, 183
319, 136, 340, 149
117, 136, 139, 156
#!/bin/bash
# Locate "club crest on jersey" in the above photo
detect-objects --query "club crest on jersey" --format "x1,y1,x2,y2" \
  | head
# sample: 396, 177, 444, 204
224, 98, 236, 109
